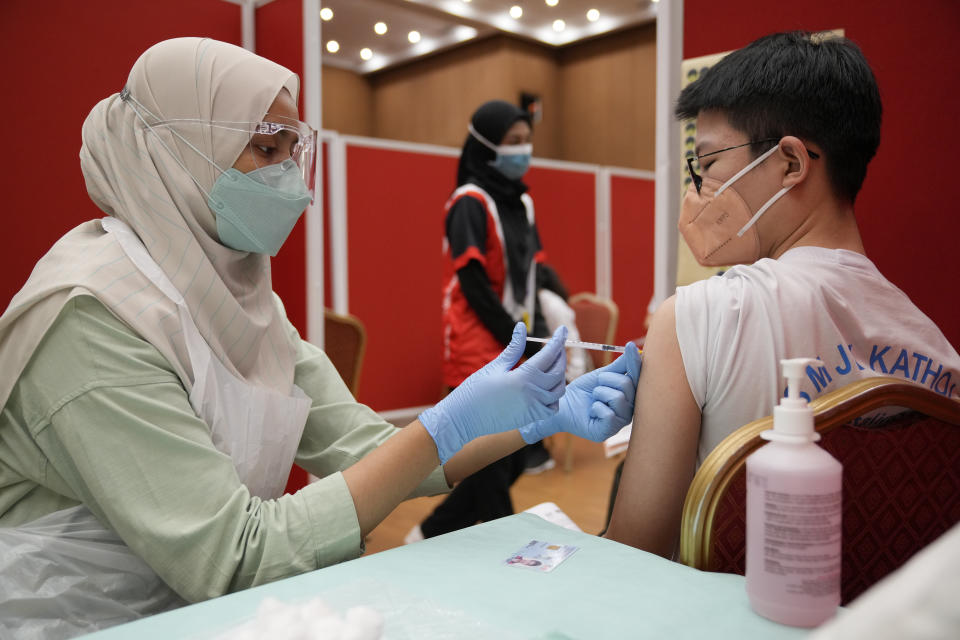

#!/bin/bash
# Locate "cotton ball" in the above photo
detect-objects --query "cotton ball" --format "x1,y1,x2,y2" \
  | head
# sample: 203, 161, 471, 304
258, 596, 292, 619
341, 606, 384, 640
306, 614, 346, 640
299, 597, 336, 620
227, 627, 259, 640
255, 600, 309, 639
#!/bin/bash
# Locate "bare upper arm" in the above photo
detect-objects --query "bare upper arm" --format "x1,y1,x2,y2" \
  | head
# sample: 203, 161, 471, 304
605, 295, 702, 557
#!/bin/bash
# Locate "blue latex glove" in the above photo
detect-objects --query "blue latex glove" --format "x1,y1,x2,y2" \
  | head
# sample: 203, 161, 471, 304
518, 341, 641, 444
419, 323, 567, 463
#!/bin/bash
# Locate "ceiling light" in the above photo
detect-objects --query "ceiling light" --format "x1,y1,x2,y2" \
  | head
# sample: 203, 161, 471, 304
586, 9, 599, 22
509, 5, 523, 19
408, 30, 421, 43
326, 40, 339, 53
374, 21, 388, 35
360, 48, 373, 61
545, 0, 559, 6
454, 25, 478, 41
319, 7, 333, 21
552, 19, 565, 32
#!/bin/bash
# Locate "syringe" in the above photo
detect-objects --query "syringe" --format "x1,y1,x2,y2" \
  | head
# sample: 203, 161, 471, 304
526, 337, 626, 353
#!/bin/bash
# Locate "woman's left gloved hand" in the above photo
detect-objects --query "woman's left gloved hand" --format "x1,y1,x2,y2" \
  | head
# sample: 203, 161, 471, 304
518, 342, 641, 444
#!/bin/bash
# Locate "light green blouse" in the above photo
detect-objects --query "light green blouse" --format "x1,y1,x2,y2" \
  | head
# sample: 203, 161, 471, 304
0, 295, 449, 602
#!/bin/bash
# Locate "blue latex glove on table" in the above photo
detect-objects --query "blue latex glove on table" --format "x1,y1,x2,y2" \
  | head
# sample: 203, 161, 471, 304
420, 323, 568, 463
519, 341, 641, 444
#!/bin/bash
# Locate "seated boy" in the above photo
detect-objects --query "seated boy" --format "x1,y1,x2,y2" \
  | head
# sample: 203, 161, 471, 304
605, 31, 960, 557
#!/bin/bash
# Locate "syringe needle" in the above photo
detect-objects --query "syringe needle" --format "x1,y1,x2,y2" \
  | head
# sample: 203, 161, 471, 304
526, 337, 626, 353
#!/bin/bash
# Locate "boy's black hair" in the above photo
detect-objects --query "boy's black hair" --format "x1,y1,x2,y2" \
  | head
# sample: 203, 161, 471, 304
676, 31, 882, 203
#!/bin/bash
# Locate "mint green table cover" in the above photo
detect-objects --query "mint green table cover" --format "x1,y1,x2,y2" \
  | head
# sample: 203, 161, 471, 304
83, 513, 812, 639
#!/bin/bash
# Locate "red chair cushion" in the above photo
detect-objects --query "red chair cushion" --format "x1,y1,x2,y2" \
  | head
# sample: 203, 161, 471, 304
708, 412, 960, 604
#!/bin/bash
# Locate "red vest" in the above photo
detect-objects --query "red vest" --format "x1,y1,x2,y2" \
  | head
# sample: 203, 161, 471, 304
441, 184, 544, 387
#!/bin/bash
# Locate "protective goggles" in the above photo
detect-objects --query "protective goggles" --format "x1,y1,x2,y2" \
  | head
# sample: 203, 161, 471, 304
148, 118, 318, 196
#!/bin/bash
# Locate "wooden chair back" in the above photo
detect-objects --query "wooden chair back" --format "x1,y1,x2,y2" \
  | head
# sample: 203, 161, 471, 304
323, 309, 367, 398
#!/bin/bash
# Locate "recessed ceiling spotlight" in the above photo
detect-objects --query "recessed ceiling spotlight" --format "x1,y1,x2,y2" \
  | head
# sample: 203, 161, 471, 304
326, 40, 340, 53
408, 30, 421, 43
454, 25, 478, 41
360, 48, 373, 61
320, 7, 333, 21
545, 0, 559, 6
586, 8, 599, 22
461, 0, 471, 3
374, 22, 388, 35
509, 5, 523, 19
552, 19, 565, 32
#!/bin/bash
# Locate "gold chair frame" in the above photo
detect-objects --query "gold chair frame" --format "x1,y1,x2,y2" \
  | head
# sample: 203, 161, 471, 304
679, 377, 960, 571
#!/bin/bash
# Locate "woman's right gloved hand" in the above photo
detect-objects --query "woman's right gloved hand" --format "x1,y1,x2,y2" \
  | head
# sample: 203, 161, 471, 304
419, 323, 567, 463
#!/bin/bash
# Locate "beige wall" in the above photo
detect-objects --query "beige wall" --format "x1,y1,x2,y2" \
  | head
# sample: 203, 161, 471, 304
322, 65, 374, 137
559, 24, 656, 170
367, 36, 563, 158
321, 26, 656, 170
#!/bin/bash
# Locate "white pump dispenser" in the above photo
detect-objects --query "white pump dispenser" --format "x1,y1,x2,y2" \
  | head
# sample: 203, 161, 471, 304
768, 357, 819, 443
745, 358, 842, 628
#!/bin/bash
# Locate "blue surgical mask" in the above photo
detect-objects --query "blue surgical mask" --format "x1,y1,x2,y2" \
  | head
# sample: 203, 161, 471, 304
209, 159, 312, 256
490, 151, 531, 180
468, 123, 533, 180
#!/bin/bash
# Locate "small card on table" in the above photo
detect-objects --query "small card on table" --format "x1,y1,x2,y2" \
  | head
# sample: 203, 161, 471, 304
504, 540, 578, 573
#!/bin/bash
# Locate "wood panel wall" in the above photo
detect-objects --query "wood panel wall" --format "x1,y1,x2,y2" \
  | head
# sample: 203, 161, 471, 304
321, 26, 656, 170
559, 24, 656, 170
322, 65, 375, 137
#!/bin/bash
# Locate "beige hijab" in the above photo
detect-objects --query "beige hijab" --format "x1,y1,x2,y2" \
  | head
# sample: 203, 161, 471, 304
0, 37, 303, 407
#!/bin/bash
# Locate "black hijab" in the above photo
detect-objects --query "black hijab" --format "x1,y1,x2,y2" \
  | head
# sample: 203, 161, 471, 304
456, 100, 535, 305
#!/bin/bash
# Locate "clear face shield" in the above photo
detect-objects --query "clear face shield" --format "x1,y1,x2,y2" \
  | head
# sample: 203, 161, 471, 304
148, 117, 318, 199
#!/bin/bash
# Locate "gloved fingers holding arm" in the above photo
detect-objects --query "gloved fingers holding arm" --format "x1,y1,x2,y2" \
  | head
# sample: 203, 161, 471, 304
519, 341, 641, 444
419, 323, 568, 463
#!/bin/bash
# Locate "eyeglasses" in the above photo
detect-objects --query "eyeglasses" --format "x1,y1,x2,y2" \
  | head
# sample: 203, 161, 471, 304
686, 138, 820, 194
150, 118, 319, 195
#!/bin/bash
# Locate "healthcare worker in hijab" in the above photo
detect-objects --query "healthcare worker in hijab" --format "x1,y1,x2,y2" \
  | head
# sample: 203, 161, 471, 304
0, 39, 639, 638
408, 100, 624, 542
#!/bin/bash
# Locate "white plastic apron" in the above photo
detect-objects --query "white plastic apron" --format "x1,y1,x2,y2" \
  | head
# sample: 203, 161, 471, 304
0, 218, 312, 638
101, 216, 312, 499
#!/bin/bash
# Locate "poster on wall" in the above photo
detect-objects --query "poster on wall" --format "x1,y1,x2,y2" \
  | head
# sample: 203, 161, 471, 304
675, 30, 844, 288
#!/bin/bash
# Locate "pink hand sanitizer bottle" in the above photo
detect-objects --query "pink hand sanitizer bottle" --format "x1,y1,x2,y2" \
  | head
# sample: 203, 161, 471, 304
746, 358, 842, 627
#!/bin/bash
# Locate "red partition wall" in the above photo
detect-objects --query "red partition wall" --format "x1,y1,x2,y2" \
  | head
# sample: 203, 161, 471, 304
684, 0, 960, 349
344, 146, 457, 409
341, 149, 600, 411
611, 176, 656, 345
524, 167, 597, 297
0, 0, 241, 311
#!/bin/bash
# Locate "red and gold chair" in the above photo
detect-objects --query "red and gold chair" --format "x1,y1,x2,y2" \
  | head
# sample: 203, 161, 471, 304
678, 377, 960, 605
